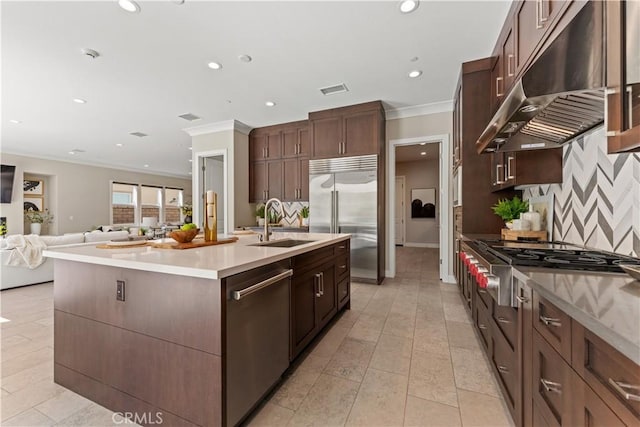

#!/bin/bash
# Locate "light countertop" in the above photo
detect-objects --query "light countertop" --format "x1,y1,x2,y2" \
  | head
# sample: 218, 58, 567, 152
513, 267, 640, 365
43, 232, 350, 280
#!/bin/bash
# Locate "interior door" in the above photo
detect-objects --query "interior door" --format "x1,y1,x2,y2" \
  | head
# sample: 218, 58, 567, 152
203, 156, 225, 233
308, 173, 334, 233
395, 176, 405, 245
335, 169, 377, 281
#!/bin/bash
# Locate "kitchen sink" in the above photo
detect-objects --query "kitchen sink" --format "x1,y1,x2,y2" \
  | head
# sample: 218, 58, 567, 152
249, 239, 316, 248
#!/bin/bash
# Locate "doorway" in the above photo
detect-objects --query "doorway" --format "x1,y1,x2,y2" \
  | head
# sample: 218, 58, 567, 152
195, 149, 228, 234
387, 134, 452, 283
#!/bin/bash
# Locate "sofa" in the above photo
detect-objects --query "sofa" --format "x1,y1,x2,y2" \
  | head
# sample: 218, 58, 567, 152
1, 230, 130, 290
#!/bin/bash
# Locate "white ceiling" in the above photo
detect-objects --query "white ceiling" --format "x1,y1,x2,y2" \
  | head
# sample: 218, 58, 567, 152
396, 142, 439, 162
1, 1, 510, 177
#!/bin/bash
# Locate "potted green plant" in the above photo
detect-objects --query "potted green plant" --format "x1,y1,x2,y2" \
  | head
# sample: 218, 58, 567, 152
24, 208, 54, 235
268, 210, 281, 225
491, 196, 529, 228
256, 204, 265, 226
300, 206, 309, 227
181, 204, 193, 224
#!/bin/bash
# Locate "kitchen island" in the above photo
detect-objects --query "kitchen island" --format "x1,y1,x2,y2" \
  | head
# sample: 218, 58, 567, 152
43, 232, 351, 427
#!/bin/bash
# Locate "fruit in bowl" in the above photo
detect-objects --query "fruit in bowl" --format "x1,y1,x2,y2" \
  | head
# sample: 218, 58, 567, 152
169, 225, 200, 243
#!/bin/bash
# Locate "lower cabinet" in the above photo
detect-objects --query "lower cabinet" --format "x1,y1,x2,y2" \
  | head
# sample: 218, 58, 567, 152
290, 241, 350, 360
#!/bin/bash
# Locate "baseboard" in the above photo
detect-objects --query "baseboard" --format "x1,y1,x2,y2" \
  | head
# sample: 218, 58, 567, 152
442, 274, 457, 284
385, 269, 394, 278
404, 242, 440, 248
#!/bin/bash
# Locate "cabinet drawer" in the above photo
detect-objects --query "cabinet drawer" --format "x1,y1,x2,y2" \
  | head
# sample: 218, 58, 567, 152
492, 303, 517, 350
336, 254, 349, 281
572, 370, 627, 427
334, 240, 349, 254
533, 330, 573, 427
476, 283, 492, 311
572, 320, 640, 425
292, 246, 334, 272
474, 299, 491, 352
533, 292, 571, 362
491, 324, 518, 417
337, 277, 349, 309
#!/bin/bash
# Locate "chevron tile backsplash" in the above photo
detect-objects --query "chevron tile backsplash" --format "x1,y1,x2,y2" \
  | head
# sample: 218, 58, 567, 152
252, 201, 309, 227
521, 127, 640, 257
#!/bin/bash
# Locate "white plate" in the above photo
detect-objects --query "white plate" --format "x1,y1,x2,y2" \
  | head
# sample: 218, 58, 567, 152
104, 240, 147, 247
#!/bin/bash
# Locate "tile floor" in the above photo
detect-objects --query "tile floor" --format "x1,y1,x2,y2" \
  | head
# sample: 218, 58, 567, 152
1, 247, 513, 426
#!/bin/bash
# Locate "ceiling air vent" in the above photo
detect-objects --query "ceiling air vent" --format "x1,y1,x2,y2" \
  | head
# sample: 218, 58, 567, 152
129, 132, 148, 138
178, 113, 201, 121
319, 83, 349, 96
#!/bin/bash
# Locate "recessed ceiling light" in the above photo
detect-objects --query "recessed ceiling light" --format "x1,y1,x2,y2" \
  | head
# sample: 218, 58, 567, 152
118, 0, 140, 13
10, 119, 21, 124
73, 98, 86, 104
265, 101, 276, 107
420, 142, 426, 146
238, 54, 252, 63
188, 147, 192, 150
144, 164, 149, 168
207, 62, 222, 70
420, 151, 427, 156
408, 70, 422, 78
400, 0, 419, 14
68, 151, 76, 155
188, 159, 193, 163
116, 143, 123, 147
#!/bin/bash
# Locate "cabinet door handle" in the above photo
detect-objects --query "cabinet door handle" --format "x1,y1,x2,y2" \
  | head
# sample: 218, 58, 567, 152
539, 315, 562, 327
478, 289, 487, 294
479, 324, 488, 330
497, 317, 511, 324
507, 54, 515, 77
496, 164, 505, 184
498, 365, 509, 374
516, 295, 529, 304
496, 76, 504, 97
339, 265, 346, 269
506, 156, 515, 179
535, 0, 549, 29
540, 378, 562, 394
315, 273, 322, 297
608, 378, 640, 402
319, 272, 324, 296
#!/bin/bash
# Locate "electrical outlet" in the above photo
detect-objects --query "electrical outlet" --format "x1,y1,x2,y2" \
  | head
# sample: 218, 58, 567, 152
116, 280, 125, 301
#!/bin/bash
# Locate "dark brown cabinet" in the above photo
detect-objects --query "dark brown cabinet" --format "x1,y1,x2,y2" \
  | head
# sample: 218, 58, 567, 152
309, 101, 384, 159
249, 120, 309, 202
490, 149, 562, 191
515, 0, 562, 74
290, 241, 350, 360
606, 0, 640, 153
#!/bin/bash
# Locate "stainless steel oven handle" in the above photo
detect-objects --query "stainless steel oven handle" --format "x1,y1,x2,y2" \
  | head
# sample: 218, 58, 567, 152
233, 270, 293, 301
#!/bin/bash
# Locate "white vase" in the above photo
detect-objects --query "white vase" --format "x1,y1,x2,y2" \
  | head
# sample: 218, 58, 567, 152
302, 218, 309, 227
30, 223, 42, 235
258, 218, 265, 226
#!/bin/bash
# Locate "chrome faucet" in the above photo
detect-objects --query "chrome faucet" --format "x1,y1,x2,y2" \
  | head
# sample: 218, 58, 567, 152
263, 198, 284, 242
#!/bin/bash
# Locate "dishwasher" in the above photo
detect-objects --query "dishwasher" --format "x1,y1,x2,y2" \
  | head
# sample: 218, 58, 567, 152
224, 260, 292, 427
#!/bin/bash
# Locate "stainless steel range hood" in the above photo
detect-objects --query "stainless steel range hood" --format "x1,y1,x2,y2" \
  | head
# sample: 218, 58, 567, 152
477, 1, 605, 154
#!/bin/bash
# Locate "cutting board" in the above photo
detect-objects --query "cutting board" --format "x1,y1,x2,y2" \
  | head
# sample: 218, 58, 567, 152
501, 229, 547, 241
150, 236, 239, 250
96, 242, 150, 249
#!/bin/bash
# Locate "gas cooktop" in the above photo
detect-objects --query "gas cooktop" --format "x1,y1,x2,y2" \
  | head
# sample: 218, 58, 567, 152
479, 240, 640, 273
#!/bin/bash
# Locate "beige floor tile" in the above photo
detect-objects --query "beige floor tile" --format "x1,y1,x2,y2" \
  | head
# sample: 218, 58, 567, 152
1, 347, 53, 378
2, 336, 52, 362
2, 408, 55, 426
55, 403, 130, 427
2, 388, 10, 397
369, 333, 413, 376
443, 303, 472, 324
382, 312, 416, 339
457, 389, 513, 427
1, 334, 31, 349
403, 395, 462, 427
346, 368, 408, 426
334, 309, 361, 329
413, 323, 450, 357
0, 323, 49, 340
347, 324, 382, 343
446, 321, 481, 351
247, 402, 295, 427
1, 360, 53, 393
1, 377, 65, 421
34, 389, 93, 422
450, 347, 499, 397
323, 338, 375, 382
288, 374, 360, 427
408, 350, 458, 408
272, 354, 327, 411
310, 326, 350, 359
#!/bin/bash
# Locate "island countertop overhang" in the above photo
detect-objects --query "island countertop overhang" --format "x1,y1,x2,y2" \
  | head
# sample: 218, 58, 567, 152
43, 232, 351, 280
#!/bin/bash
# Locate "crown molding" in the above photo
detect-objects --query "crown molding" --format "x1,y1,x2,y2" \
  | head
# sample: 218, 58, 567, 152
183, 119, 252, 137
385, 100, 453, 120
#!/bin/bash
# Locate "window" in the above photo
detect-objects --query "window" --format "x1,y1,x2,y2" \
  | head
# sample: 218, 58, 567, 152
164, 188, 183, 223
141, 185, 162, 225
111, 183, 136, 224
111, 182, 184, 225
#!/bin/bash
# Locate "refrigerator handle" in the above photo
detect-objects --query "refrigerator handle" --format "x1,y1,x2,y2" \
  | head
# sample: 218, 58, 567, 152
330, 191, 335, 233
334, 191, 339, 234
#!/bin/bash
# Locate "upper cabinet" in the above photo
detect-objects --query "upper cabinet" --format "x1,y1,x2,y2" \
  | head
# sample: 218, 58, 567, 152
309, 101, 385, 159
249, 120, 309, 203
606, 0, 640, 153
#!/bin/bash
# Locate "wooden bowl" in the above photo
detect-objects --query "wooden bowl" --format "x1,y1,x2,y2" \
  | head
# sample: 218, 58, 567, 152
169, 228, 199, 243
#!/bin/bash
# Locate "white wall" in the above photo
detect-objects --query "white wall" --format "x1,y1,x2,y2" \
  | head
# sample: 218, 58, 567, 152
385, 111, 453, 276
396, 158, 440, 246
0, 154, 192, 235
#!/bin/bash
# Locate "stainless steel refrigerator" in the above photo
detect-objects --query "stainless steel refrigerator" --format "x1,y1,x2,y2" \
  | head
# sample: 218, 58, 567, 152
309, 155, 379, 282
